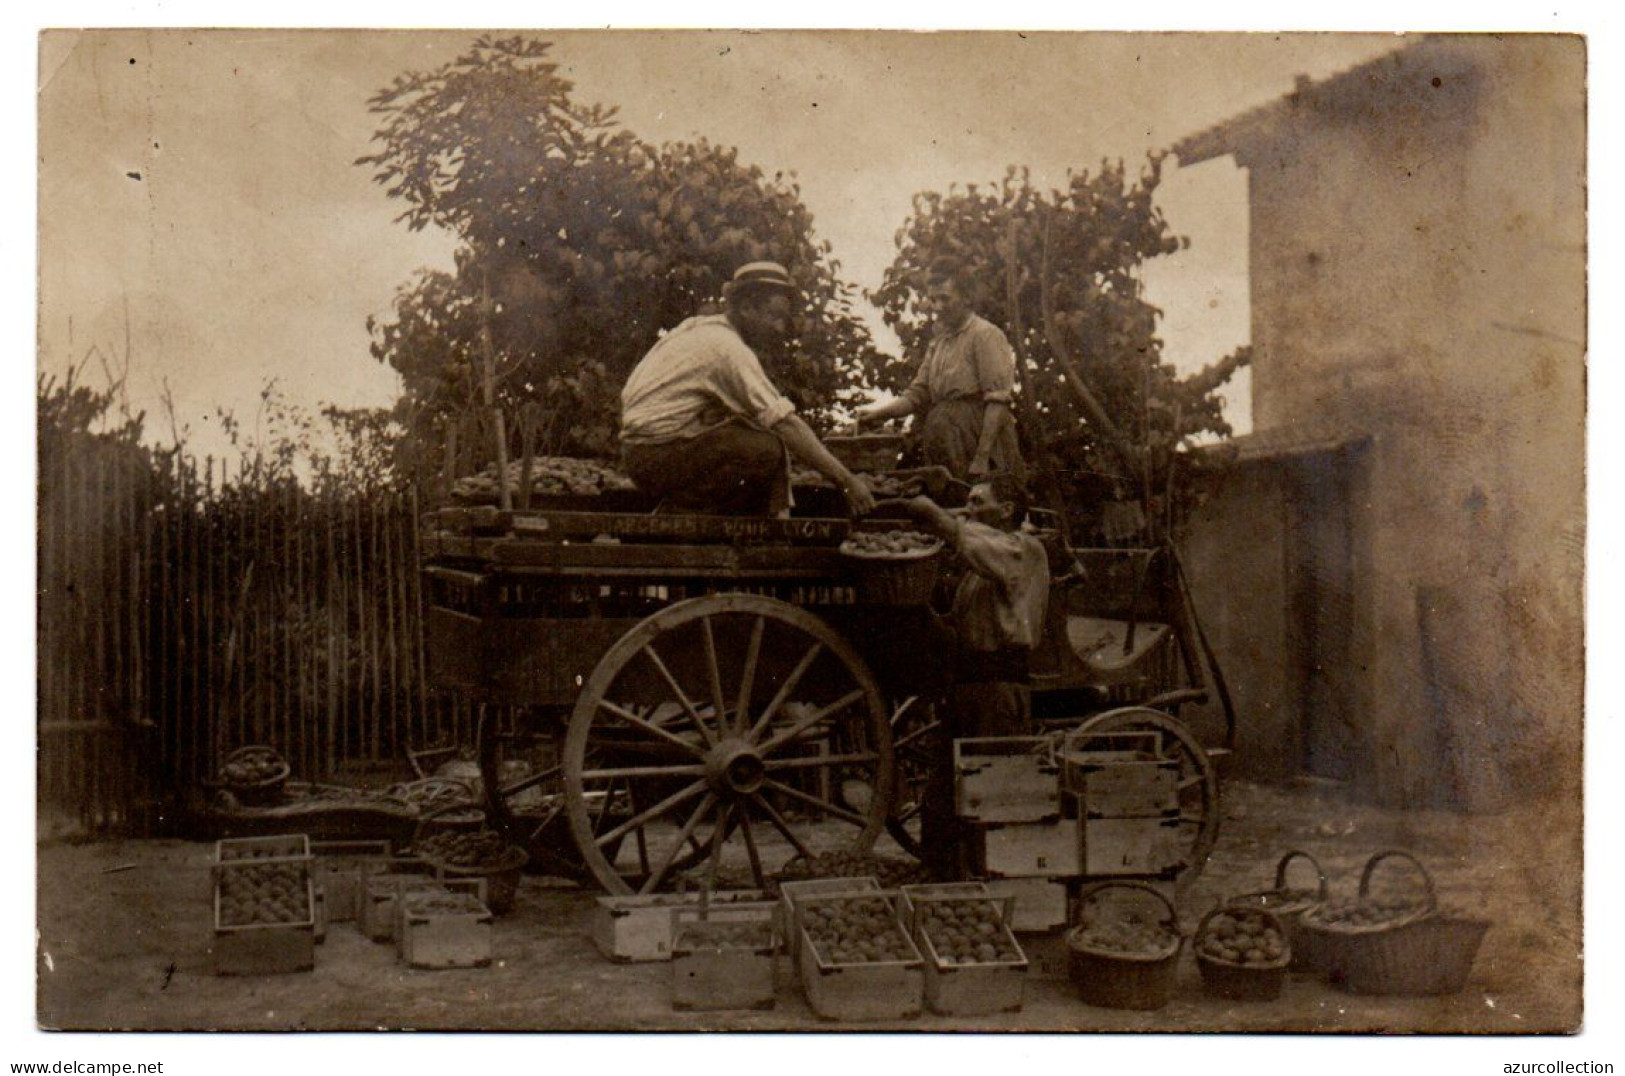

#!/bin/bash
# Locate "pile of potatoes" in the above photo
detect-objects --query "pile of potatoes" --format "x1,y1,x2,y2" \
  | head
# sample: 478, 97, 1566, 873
916, 900, 1022, 966
839, 530, 941, 559
1197, 908, 1287, 966
218, 863, 309, 927
802, 898, 916, 965
453, 457, 637, 501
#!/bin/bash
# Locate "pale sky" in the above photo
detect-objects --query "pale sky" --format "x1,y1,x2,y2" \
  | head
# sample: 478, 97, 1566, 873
38, 29, 1404, 458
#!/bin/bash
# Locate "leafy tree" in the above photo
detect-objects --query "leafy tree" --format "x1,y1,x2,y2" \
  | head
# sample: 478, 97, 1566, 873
359, 35, 885, 471
872, 157, 1250, 541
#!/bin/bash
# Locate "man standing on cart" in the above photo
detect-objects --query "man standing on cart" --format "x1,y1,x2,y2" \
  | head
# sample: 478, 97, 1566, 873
620, 261, 875, 517
896, 474, 1049, 878
853, 268, 1026, 486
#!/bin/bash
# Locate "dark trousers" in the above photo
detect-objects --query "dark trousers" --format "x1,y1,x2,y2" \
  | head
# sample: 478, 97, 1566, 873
621, 420, 788, 516
919, 649, 1033, 881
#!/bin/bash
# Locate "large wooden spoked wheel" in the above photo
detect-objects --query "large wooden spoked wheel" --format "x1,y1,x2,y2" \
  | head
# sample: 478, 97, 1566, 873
563, 594, 894, 895
1072, 706, 1220, 890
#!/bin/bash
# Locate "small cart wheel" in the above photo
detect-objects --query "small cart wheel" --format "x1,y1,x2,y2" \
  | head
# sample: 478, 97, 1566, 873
564, 594, 894, 895
1072, 706, 1219, 891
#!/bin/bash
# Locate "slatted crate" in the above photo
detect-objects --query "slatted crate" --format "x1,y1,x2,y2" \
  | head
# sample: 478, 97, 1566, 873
591, 890, 771, 963
909, 891, 1029, 1015
793, 892, 924, 1022
983, 876, 1070, 934
357, 858, 437, 943
778, 876, 881, 965
399, 881, 494, 970
899, 881, 990, 931
953, 737, 1059, 824
310, 840, 393, 924
982, 819, 1082, 878
212, 872, 316, 975
670, 903, 780, 1011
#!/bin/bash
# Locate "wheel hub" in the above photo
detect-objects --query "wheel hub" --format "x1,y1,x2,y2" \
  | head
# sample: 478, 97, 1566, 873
705, 739, 766, 796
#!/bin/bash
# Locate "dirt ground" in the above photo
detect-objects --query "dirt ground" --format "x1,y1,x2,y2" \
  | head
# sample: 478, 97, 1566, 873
35, 779, 1582, 1033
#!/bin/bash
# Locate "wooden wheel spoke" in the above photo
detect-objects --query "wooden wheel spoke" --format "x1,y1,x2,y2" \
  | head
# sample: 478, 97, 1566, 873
734, 616, 766, 738
751, 792, 814, 861
762, 777, 868, 827
597, 699, 706, 757
703, 802, 733, 895
499, 764, 562, 800
641, 644, 720, 748
639, 792, 717, 895
738, 807, 766, 889
700, 617, 730, 736
525, 801, 566, 843
757, 688, 866, 756
596, 779, 708, 849
889, 696, 919, 728
591, 778, 620, 838
893, 720, 942, 753
1177, 774, 1205, 793
765, 751, 879, 772
746, 642, 824, 743
580, 763, 705, 781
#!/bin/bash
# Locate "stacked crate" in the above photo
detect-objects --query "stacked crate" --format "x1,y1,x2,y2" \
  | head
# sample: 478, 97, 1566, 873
953, 738, 1070, 934
1059, 732, 1183, 878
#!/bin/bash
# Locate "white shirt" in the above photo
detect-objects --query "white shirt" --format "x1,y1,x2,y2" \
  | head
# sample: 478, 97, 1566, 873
620, 315, 797, 445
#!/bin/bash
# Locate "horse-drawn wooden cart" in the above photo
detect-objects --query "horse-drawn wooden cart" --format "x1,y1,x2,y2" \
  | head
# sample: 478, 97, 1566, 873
418, 493, 1232, 897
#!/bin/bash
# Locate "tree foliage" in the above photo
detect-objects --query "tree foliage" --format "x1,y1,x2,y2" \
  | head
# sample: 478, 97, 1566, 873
872, 158, 1249, 540
359, 36, 885, 468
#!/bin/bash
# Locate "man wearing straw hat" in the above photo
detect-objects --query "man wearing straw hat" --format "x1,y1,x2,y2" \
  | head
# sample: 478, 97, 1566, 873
620, 261, 875, 517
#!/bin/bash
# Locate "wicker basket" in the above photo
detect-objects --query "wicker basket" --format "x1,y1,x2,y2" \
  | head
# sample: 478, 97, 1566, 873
1342, 913, 1490, 996
1194, 904, 1291, 1001
1064, 883, 1183, 1011
214, 746, 291, 807
429, 844, 529, 916
1297, 850, 1439, 985
1228, 849, 1328, 972
839, 539, 944, 606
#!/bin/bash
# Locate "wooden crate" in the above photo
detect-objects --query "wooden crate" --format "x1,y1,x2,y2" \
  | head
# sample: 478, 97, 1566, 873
670, 906, 779, 1011
1067, 757, 1178, 818
778, 877, 881, 965
794, 893, 923, 1022
212, 877, 316, 976
214, 834, 312, 864
400, 885, 494, 970
310, 840, 393, 923
394, 878, 487, 961
911, 895, 1028, 1016
899, 881, 990, 931
357, 859, 437, 943
953, 738, 1059, 824
1080, 814, 1184, 875
983, 877, 1070, 934
591, 890, 770, 963
982, 820, 1081, 878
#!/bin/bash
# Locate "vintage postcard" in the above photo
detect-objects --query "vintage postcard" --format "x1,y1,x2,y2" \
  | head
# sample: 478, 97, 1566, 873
34, 26, 1587, 1051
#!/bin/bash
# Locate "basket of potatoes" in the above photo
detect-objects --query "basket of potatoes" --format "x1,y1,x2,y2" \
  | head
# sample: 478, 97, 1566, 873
1227, 849, 1329, 971
1296, 849, 1439, 985
213, 745, 292, 807
838, 528, 944, 606
1299, 850, 1488, 996
1194, 904, 1291, 1001
1064, 882, 1184, 1011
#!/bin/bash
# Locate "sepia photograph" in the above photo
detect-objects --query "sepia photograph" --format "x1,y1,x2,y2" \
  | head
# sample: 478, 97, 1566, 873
30, 15, 1595, 1052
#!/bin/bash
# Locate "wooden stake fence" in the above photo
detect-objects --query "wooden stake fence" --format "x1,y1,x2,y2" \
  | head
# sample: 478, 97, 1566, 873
38, 433, 469, 838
